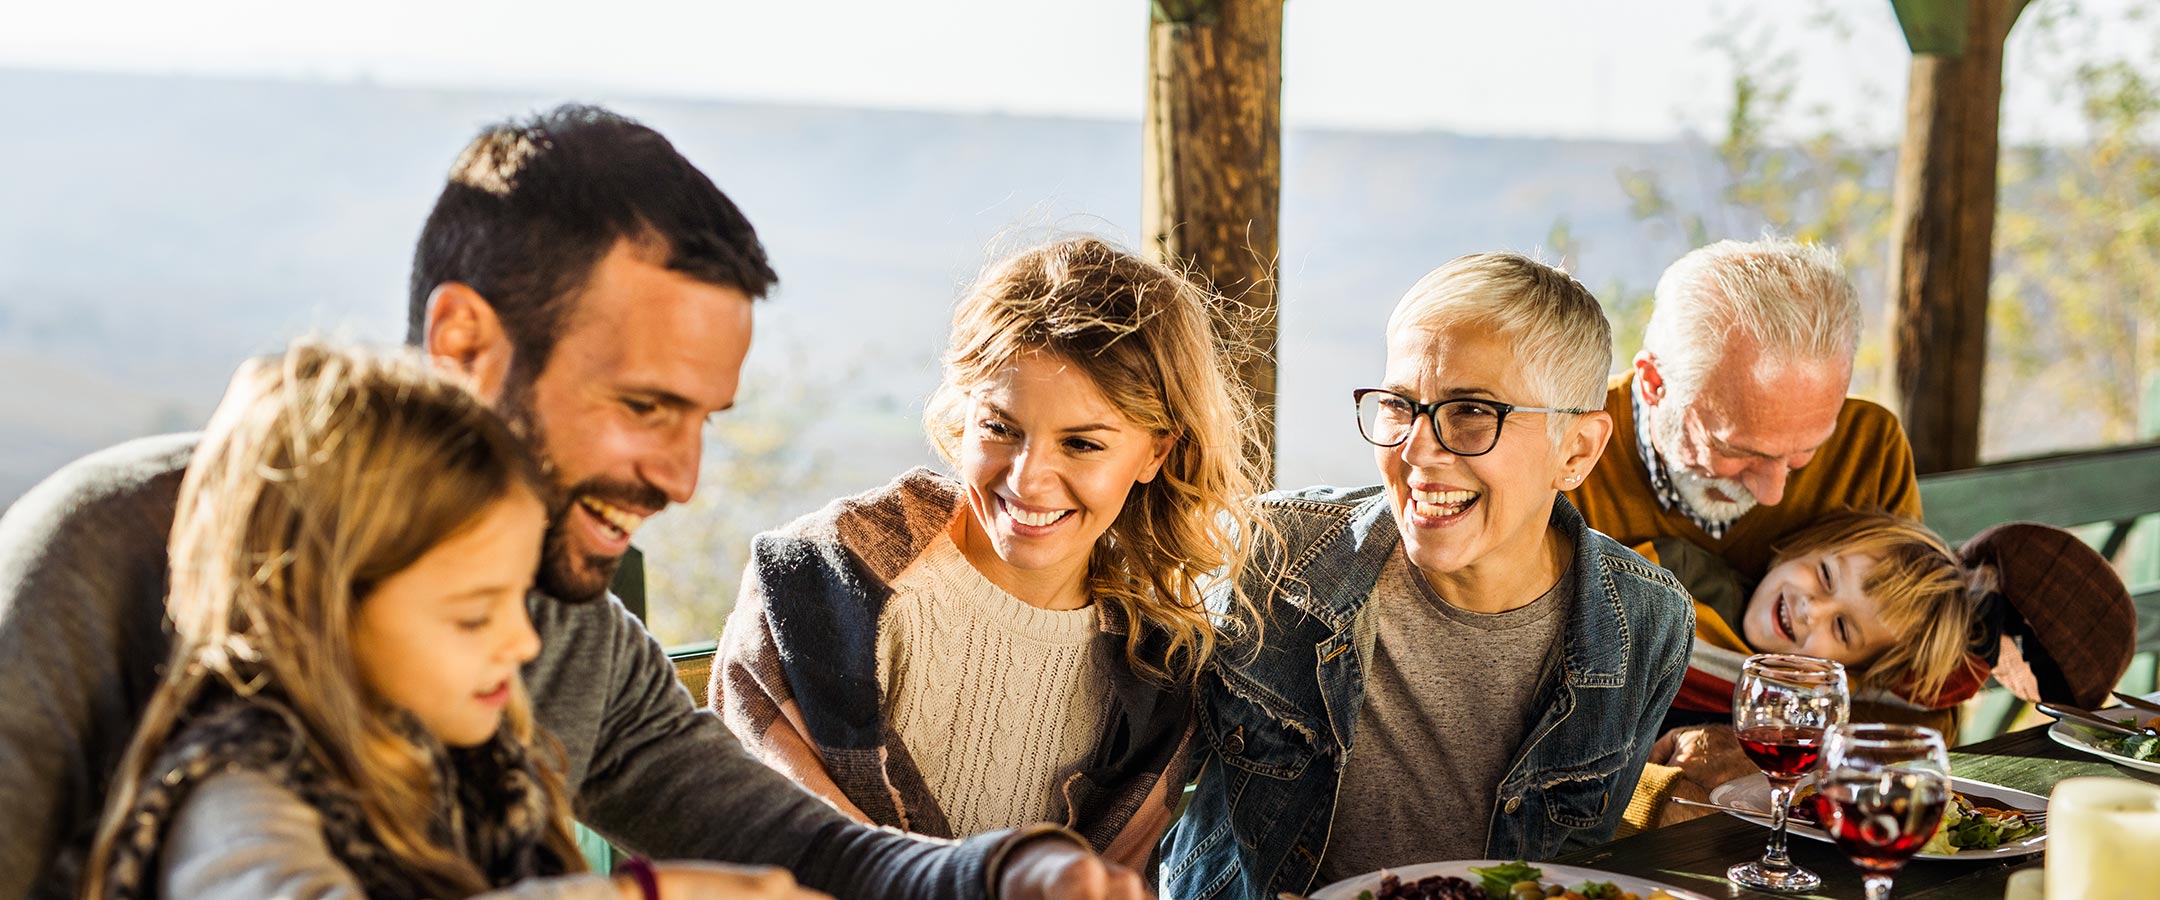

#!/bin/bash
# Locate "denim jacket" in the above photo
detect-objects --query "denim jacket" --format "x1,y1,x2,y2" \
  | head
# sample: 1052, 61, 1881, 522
1163, 486, 1693, 900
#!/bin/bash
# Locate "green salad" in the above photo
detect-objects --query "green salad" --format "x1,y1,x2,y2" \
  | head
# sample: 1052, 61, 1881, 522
1468, 861, 1542, 897
2100, 731, 2160, 762
1917, 792, 2043, 854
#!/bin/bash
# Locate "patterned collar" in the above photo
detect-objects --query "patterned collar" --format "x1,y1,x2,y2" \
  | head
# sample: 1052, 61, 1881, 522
1632, 384, 1736, 539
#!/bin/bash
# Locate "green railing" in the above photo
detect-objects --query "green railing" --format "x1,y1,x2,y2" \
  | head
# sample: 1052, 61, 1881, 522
1918, 441, 2160, 741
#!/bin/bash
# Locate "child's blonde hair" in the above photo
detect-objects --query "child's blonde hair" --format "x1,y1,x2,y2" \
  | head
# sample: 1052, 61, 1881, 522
1770, 510, 1971, 705
925, 236, 1265, 684
84, 341, 583, 896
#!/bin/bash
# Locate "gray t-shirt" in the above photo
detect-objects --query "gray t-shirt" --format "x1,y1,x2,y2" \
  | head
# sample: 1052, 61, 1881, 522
0, 434, 1006, 900
1318, 547, 1570, 883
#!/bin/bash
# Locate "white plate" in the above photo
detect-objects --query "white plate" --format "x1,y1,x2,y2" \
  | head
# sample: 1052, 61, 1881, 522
2045, 691, 2160, 776
1311, 859, 1714, 900
1708, 774, 2048, 860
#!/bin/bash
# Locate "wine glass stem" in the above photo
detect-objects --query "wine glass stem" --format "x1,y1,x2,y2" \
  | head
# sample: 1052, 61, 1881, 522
1763, 781, 1796, 870
1862, 873, 1894, 900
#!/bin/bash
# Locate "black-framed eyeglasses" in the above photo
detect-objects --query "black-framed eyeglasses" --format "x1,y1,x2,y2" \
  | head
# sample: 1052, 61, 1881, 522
1352, 388, 1591, 456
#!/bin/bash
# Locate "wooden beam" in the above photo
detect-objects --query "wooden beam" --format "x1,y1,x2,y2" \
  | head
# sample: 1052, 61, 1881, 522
1144, 0, 1284, 484
1886, 0, 2026, 474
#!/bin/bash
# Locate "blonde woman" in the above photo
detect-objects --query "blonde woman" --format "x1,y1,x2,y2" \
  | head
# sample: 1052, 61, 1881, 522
717, 237, 1262, 869
84, 342, 819, 899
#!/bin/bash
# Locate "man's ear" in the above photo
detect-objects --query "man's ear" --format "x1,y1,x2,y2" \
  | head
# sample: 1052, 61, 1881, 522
1632, 351, 1665, 408
1555, 411, 1615, 491
423, 282, 515, 403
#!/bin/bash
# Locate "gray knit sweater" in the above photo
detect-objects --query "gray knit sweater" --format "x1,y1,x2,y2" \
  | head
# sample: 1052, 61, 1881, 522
0, 434, 1015, 900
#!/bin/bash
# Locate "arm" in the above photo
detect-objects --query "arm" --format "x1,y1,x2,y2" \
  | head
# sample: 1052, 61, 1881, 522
160, 771, 619, 900
0, 435, 193, 900
713, 579, 872, 822
557, 547, 1142, 899
563, 595, 1016, 900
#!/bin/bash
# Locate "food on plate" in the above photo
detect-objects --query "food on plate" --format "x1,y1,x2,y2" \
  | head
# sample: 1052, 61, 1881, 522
1357, 871, 1482, 900
2098, 719, 2160, 762
1468, 862, 1541, 897
1790, 784, 2042, 853
1917, 792, 2044, 854
1353, 863, 1679, 900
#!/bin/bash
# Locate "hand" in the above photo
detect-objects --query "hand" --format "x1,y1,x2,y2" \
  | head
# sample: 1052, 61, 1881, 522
997, 836, 1151, 900
1657, 772, 1718, 827
620, 862, 833, 900
1650, 725, 1756, 790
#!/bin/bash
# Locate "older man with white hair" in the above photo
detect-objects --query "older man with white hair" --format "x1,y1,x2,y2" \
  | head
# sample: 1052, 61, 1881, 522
1567, 237, 1920, 581
1568, 238, 1926, 831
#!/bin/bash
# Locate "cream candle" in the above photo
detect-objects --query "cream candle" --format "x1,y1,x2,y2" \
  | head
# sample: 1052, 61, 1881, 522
2044, 777, 2160, 898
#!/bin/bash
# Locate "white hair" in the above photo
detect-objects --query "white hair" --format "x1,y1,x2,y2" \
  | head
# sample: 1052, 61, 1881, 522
1386, 252, 1613, 441
1643, 238, 1860, 404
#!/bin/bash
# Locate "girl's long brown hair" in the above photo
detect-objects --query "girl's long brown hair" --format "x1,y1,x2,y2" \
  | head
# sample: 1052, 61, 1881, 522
926, 237, 1268, 684
83, 341, 584, 897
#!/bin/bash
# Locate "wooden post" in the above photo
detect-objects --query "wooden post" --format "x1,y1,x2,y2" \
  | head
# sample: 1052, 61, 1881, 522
1144, 0, 1284, 484
1886, 0, 2027, 474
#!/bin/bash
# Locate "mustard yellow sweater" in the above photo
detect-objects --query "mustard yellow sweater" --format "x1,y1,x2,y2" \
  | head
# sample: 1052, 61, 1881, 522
1566, 372, 1923, 582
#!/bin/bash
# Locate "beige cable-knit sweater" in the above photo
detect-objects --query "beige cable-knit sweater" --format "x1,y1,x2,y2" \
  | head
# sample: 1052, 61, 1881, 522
715, 468, 1197, 870
879, 534, 1110, 836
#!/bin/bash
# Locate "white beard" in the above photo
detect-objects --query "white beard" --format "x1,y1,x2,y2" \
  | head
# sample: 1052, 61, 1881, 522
1655, 402, 1759, 524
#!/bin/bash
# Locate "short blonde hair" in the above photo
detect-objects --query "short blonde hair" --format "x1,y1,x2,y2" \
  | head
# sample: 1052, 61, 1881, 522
1645, 238, 1859, 404
925, 237, 1264, 684
1386, 252, 1613, 436
1770, 511, 1970, 705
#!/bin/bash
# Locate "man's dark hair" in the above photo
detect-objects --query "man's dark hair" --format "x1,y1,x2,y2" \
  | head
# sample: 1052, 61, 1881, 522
406, 104, 778, 381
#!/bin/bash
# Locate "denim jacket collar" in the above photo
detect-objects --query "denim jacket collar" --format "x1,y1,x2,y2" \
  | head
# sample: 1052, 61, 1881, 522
1282, 489, 1631, 686
1164, 484, 1696, 900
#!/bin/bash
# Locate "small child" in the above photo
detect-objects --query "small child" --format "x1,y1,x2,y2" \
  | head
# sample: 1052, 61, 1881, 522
1651, 510, 1980, 724
1630, 511, 2141, 832
84, 343, 592, 898
1621, 510, 1974, 833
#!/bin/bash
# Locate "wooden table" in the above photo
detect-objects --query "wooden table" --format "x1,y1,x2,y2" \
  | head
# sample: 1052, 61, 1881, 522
1553, 723, 2160, 899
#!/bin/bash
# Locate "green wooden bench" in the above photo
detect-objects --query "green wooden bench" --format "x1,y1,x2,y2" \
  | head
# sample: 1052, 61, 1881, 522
1916, 440, 2160, 740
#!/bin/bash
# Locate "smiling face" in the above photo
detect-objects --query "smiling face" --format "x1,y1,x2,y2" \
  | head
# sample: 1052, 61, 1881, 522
1641, 342, 1846, 515
352, 490, 547, 747
1376, 324, 1608, 607
1743, 548, 1898, 668
954, 351, 1171, 610
495, 240, 755, 601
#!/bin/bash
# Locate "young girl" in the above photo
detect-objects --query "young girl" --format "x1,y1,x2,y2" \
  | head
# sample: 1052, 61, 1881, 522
83, 343, 799, 899
1650, 510, 1978, 722
1622, 510, 1975, 832
716, 236, 1262, 867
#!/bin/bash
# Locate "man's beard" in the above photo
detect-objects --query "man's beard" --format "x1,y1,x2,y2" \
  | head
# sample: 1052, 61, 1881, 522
1654, 400, 1758, 525
499, 380, 669, 603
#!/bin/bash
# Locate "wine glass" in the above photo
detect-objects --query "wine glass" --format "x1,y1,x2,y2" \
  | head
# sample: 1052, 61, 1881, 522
1816, 724, 1952, 900
1727, 653, 1849, 893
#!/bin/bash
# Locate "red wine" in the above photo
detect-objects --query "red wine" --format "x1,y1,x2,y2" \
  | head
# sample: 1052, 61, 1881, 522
1738, 725, 1826, 780
1819, 775, 1949, 873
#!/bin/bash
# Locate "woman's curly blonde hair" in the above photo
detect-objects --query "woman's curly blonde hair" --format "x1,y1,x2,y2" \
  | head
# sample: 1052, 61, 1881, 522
925, 237, 1267, 684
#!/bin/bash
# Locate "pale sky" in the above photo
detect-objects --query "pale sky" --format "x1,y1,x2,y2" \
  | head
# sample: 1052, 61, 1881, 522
5, 0, 2146, 143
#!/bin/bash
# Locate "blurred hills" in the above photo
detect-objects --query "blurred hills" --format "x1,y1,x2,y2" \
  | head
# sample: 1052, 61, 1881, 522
0, 66, 1714, 509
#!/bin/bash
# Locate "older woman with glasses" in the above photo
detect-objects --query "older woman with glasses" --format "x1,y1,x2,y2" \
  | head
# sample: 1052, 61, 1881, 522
1163, 253, 1696, 900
